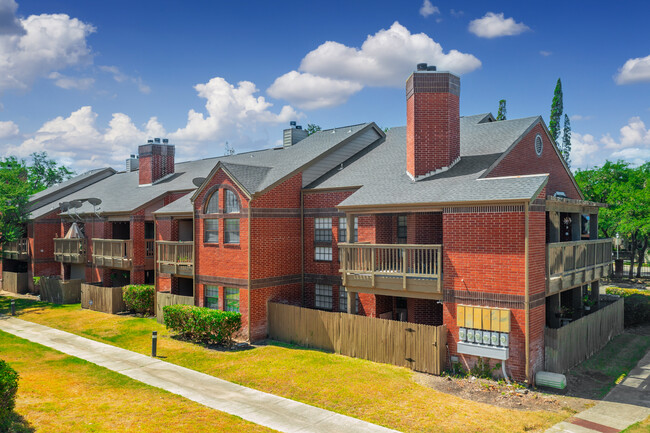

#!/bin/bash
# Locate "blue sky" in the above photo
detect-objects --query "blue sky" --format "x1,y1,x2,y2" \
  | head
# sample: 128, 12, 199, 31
0, 0, 649, 172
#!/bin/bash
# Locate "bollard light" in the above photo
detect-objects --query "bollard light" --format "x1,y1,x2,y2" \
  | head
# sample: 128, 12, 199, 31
10, 300, 16, 316
151, 331, 157, 357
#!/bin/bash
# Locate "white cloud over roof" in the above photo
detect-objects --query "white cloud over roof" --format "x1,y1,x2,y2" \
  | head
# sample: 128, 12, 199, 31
468, 12, 530, 38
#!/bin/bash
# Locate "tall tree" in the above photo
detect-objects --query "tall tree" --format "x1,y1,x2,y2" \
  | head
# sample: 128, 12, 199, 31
496, 99, 507, 121
0, 157, 31, 243
306, 124, 321, 135
549, 78, 563, 145
28, 152, 74, 191
562, 114, 572, 167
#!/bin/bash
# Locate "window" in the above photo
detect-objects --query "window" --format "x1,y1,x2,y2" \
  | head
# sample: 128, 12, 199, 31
204, 219, 218, 243
205, 191, 219, 214
315, 284, 332, 310
314, 218, 332, 243
315, 246, 332, 261
225, 189, 240, 213
397, 215, 408, 244
224, 219, 240, 244
338, 217, 358, 242
225, 288, 239, 312
339, 287, 359, 313
535, 134, 543, 156
205, 285, 219, 309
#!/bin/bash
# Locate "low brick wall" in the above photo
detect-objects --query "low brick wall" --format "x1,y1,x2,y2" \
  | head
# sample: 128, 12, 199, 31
40, 277, 82, 304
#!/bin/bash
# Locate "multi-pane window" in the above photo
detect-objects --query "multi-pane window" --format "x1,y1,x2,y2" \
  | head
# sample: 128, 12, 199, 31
204, 219, 218, 243
397, 215, 408, 244
339, 287, 359, 313
224, 219, 240, 244
315, 246, 332, 261
315, 284, 332, 310
225, 288, 239, 312
314, 218, 332, 243
205, 191, 219, 214
205, 285, 219, 309
225, 189, 240, 213
338, 217, 358, 242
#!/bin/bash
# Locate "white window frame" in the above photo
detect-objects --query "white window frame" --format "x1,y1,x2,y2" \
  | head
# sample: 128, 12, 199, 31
315, 284, 333, 310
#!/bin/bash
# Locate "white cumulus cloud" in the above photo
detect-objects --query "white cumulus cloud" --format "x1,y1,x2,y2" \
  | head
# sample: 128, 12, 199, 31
99, 65, 150, 94
571, 133, 601, 167
0, 119, 18, 138
268, 71, 363, 110
0, 11, 95, 93
615, 55, 650, 85
48, 72, 94, 90
419, 0, 440, 18
0, 0, 24, 36
468, 12, 530, 38
268, 22, 481, 109
602, 117, 650, 149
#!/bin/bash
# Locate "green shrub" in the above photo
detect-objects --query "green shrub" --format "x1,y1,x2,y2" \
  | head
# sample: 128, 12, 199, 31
606, 287, 650, 327
122, 285, 155, 315
163, 304, 241, 345
0, 360, 19, 432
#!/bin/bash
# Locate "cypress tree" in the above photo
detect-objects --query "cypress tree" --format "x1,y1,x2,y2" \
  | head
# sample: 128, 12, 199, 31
550, 78, 563, 144
496, 99, 507, 121
562, 114, 572, 167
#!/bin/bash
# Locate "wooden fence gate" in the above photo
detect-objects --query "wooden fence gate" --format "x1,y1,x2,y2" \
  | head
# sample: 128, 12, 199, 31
268, 302, 447, 375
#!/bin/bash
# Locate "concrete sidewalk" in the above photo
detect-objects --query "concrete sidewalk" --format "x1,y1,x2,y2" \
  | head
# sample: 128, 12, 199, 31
0, 316, 399, 433
546, 349, 650, 433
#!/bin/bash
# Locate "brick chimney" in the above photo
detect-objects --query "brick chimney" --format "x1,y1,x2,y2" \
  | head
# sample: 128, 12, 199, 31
406, 64, 460, 180
138, 138, 175, 185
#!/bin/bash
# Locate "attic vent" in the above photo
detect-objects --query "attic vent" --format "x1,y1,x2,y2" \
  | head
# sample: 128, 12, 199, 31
535, 134, 543, 156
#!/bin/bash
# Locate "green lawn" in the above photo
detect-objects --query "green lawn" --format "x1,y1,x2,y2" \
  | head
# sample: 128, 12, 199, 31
621, 416, 650, 433
0, 330, 274, 433
0, 297, 571, 433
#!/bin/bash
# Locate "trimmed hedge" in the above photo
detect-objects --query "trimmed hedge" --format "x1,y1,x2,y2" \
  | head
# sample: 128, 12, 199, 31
0, 360, 19, 432
122, 285, 155, 315
163, 304, 241, 345
606, 287, 650, 327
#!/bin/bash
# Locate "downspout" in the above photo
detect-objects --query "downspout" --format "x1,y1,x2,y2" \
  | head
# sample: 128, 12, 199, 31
192, 211, 196, 304
247, 199, 252, 342
524, 201, 530, 384
300, 191, 305, 307
153, 214, 157, 315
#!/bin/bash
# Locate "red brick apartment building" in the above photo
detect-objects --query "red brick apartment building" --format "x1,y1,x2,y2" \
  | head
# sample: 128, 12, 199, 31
1, 64, 612, 382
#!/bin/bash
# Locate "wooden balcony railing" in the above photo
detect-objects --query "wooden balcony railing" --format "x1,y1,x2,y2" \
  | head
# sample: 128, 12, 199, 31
54, 238, 86, 264
547, 238, 613, 294
339, 243, 442, 298
92, 239, 133, 270
156, 241, 194, 277
145, 239, 155, 258
2, 238, 29, 260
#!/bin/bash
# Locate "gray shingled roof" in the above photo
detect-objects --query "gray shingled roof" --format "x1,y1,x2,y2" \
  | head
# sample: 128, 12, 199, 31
154, 191, 194, 215
31, 123, 375, 219
308, 115, 548, 208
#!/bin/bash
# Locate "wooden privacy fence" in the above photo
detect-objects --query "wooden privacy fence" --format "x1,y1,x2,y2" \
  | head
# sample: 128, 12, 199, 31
40, 277, 82, 304
545, 297, 624, 373
268, 303, 447, 375
1, 271, 29, 294
81, 283, 126, 314
156, 292, 195, 324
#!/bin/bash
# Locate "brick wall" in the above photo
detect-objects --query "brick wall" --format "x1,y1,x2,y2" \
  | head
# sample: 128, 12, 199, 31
486, 123, 581, 199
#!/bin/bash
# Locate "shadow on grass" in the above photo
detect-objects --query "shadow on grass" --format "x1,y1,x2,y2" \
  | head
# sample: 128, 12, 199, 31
2, 411, 36, 433
168, 334, 256, 352
0, 296, 73, 316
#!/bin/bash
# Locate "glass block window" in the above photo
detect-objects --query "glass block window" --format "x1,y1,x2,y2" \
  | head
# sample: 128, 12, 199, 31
225, 288, 239, 312
205, 191, 219, 214
338, 217, 358, 242
224, 219, 240, 244
315, 284, 332, 310
315, 246, 332, 261
225, 189, 240, 213
205, 285, 219, 310
397, 215, 408, 244
204, 219, 218, 243
314, 217, 332, 243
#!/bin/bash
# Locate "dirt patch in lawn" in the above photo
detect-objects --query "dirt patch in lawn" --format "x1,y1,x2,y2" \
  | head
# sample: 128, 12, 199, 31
414, 373, 588, 413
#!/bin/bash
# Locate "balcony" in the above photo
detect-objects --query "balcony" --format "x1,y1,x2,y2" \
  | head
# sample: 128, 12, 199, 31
54, 238, 86, 264
339, 243, 442, 299
547, 238, 613, 294
2, 238, 29, 261
156, 241, 194, 277
92, 239, 133, 270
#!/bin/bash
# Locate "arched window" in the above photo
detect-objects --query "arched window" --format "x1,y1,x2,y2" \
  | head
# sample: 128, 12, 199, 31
205, 191, 219, 214
224, 189, 240, 213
